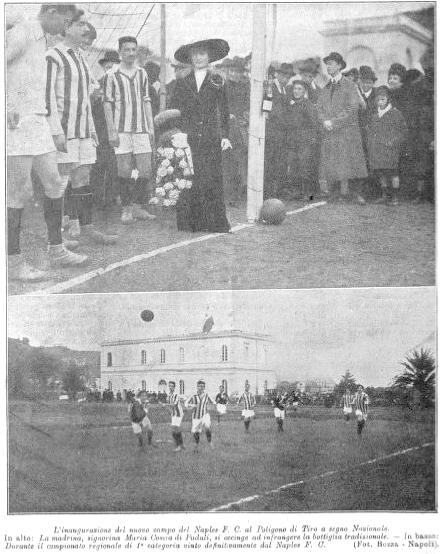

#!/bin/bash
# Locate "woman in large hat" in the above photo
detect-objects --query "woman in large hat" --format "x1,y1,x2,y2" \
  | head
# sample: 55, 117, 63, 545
170, 39, 232, 232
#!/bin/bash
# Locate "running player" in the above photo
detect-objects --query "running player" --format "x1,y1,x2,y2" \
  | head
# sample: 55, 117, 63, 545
351, 385, 369, 435
238, 382, 256, 433
290, 389, 300, 415
103, 36, 156, 224
186, 380, 215, 451
272, 390, 289, 432
215, 384, 229, 425
46, 10, 117, 246
129, 390, 157, 450
168, 381, 185, 452
341, 388, 354, 422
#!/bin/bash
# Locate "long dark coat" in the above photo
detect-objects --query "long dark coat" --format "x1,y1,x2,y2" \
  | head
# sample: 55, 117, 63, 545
366, 107, 407, 171
170, 71, 230, 232
317, 76, 368, 182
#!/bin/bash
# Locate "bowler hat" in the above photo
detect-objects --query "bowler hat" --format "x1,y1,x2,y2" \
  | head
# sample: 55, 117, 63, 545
323, 52, 347, 70
277, 63, 295, 76
359, 65, 377, 82
154, 109, 181, 129
388, 63, 406, 81
169, 381, 176, 386
174, 38, 229, 65
98, 50, 120, 66
343, 67, 359, 81
298, 57, 320, 76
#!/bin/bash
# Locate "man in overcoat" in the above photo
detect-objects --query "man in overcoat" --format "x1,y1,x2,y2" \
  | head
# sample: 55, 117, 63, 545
317, 52, 368, 202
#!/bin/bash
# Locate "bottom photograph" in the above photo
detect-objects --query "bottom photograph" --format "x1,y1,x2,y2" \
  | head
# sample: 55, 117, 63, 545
7, 288, 436, 513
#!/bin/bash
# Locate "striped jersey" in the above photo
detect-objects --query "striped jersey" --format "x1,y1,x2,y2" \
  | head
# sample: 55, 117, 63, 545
104, 65, 150, 134
238, 391, 255, 410
169, 392, 183, 418
188, 392, 213, 419
46, 42, 94, 139
342, 393, 353, 409
215, 392, 229, 405
352, 392, 369, 414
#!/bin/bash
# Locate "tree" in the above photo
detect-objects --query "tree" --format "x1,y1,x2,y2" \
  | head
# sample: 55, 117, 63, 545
334, 370, 357, 398
392, 348, 435, 409
62, 362, 86, 400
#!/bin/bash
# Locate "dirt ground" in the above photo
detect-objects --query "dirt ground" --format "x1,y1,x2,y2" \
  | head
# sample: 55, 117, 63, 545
8, 198, 435, 295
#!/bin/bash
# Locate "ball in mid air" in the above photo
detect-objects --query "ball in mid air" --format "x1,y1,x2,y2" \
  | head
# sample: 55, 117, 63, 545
140, 310, 154, 322
259, 199, 286, 225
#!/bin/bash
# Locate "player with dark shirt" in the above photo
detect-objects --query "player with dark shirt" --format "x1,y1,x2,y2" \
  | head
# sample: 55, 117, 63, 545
272, 391, 289, 432
129, 390, 157, 450
215, 385, 229, 425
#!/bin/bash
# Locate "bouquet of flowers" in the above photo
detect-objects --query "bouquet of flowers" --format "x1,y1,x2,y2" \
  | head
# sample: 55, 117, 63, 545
149, 132, 194, 208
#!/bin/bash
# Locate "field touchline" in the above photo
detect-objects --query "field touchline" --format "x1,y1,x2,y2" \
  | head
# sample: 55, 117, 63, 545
208, 442, 435, 512
28, 202, 327, 295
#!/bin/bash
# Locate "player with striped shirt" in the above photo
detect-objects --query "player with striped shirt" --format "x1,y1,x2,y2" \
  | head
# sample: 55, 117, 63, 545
351, 385, 369, 435
46, 10, 117, 247
341, 388, 354, 422
168, 381, 185, 452
186, 380, 215, 451
238, 382, 256, 433
103, 36, 156, 224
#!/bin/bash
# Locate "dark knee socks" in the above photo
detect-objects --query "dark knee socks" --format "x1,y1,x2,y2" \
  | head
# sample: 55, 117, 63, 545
8, 207, 23, 255
206, 429, 212, 443
43, 196, 63, 246
119, 177, 133, 206
72, 186, 93, 226
133, 177, 149, 205
194, 432, 200, 444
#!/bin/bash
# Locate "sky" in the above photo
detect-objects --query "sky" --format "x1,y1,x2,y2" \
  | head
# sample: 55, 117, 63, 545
8, 288, 435, 387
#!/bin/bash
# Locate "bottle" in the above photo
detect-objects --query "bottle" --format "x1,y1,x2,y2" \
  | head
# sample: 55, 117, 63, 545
262, 78, 273, 113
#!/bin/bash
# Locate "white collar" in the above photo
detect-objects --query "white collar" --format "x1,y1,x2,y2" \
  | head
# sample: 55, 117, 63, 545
194, 69, 207, 91
331, 72, 342, 84
364, 88, 373, 98
378, 103, 392, 118
274, 78, 286, 94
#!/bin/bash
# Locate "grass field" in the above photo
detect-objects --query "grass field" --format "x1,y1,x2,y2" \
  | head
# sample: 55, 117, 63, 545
8, 401, 435, 513
8, 199, 435, 295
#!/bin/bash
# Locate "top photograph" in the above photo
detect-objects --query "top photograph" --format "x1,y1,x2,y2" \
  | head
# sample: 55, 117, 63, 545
5, 2, 435, 296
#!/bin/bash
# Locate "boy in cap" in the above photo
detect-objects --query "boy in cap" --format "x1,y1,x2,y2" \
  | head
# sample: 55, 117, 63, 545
351, 385, 369, 435
167, 381, 185, 452
129, 390, 157, 450
186, 380, 215, 451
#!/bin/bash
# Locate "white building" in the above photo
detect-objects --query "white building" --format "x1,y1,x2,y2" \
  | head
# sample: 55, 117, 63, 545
100, 330, 277, 397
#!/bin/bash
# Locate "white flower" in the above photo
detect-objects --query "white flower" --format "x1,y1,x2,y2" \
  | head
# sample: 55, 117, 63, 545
163, 182, 174, 191
169, 199, 177, 206
183, 168, 192, 177
177, 179, 186, 190
163, 198, 171, 207
131, 168, 139, 180
179, 159, 188, 169
149, 197, 159, 205
171, 132, 189, 149
166, 166, 174, 175
186, 180, 193, 189
163, 147, 175, 159
155, 187, 166, 197
175, 148, 185, 158
169, 189, 179, 200
157, 147, 165, 156
156, 176, 162, 184
157, 167, 168, 178
161, 158, 171, 168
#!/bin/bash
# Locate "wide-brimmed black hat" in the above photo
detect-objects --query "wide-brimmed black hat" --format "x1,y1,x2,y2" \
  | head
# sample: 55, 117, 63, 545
174, 39, 229, 65
388, 63, 406, 81
359, 65, 377, 82
323, 52, 347, 70
98, 50, 120, 66
277, 63, 295, 76
154, 109, 181, 129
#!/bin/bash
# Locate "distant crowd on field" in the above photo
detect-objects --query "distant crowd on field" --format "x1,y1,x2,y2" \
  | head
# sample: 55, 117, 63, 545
6, 3, 434, 282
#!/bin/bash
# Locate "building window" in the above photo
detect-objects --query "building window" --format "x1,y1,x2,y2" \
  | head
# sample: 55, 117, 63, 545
222, 379, 228, 393
141, 350, 146, 365
142, 380, 146, 391
199, 346, 205, 362
264, 380, 268, 393
108, 381, 112, 391
107, 352, 112, 367
160, 349, 166, 363
222, 345, 228, 361
179, 347, 185, 363
244, 344, 249, 361
180, 380, 185, 395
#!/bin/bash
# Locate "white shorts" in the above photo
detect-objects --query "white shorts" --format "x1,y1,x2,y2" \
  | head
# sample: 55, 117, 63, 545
57, 137, 96, 167
291, 402, 299, 408
7, 114, 56, 157
274, 408, 285, 419
355, 409, 367, 420
132, 415, 152, 434
343, 407, 352, 415
242, 409, 255, 419
115, 132, 152, 155
216, 404, 227, 415
171, 415, 183, 427
191, 413, 211, 433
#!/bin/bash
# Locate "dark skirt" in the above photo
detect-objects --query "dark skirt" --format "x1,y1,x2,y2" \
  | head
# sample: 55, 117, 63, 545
176, 139, 230, 233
